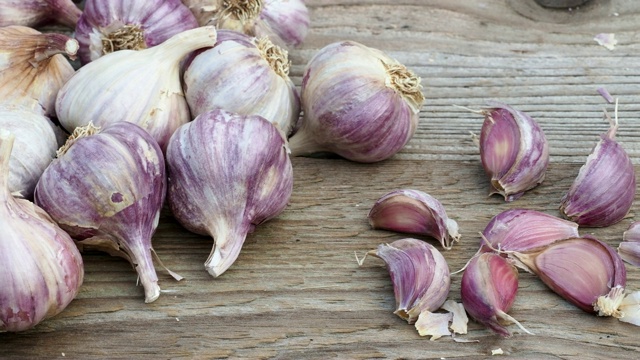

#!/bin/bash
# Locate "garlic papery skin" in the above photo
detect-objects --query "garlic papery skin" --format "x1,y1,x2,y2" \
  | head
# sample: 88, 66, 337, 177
559, 108, 635, 227
358, 238, 451, 324
461, 253, 531, 337
34, 122, 166, 303
75, 0, 199, 64
166, 109, 293, 277
0, 106, 60, 199
481, 209, 579, 253
0, 26, 78, 117
0, 0, 82, 28
0, 130, 84, 332
288, 41, 425, 163
478, 101, 549, 201
368, 189, 460, 250
181, 0, 310, 47
55, 26, 217, 152
619, 221, 640, 267
184, 30, 300, 135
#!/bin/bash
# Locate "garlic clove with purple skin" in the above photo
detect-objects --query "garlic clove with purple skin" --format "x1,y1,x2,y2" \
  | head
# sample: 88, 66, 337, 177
478, 101, 549, 201
34, 122, 167, 303
560, 102, 636, 227
0, 0, 82, 29
166, 109, 293, 277
0, 130, 84, 332
75, 0, 199, 64
619, 221, 640, 267
368, 189, 460, 250
288, 41, 424, 163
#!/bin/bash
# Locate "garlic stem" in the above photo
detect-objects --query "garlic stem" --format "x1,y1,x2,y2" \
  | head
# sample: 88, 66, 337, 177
288, 130, 327, 157
147, 26, 217, 64
126, 241, 161, 303
31, 33, 79, 62
205, 220, 252, 277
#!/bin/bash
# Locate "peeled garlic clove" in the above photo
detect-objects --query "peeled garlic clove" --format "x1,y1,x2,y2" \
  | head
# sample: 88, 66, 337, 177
0, 130, 84, 332
461, 253, 531, 337
75, 0, 199, 64
184, 30, 300, 135
288, 41, 424, 163
368, 189, 460, 250
619, 221, 640, 267
478, 102, 549, 201
167, 109, 293, 277
359, 238, 451, 324
0, 26, 78, 117
0, 0, 82, 28
56, 26, 217, 151
481, 209, 579, 253
182, 0, 310, 47
34, 122, 166, 303
560, 107, 635, 227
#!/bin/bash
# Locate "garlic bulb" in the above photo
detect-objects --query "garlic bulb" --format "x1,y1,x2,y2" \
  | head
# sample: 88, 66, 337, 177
288, 41, 424, 163
0, 0, 82, 28
184, 30, 300, 135
477, 101, 549, 202
368, 189, 460, 250
167, 109, 293, 277
0, 106, 60, 199
0, 26, 78, 117
0, 130, 84, 332
560, 103, 635, 227
34, 122, 167, 303
75, 0, 199, 64
182, 0, 310, 47
56, 26, 218, 151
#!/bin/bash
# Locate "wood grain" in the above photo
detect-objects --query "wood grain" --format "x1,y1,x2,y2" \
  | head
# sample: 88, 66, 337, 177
3, 0, 640, 358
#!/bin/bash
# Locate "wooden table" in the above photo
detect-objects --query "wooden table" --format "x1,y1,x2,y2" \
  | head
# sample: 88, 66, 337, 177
4, 0, 640, 358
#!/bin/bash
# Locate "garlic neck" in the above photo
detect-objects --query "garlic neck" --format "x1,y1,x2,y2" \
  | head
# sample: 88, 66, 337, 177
147, 26, 217, 64
255, 37, 290, 78
124, 239, 161, 303
383, 61, 425, 114
101, 25, 147, 55
34, 33, 79, 62
56, 123, 101, 158
204, 219, 252, 277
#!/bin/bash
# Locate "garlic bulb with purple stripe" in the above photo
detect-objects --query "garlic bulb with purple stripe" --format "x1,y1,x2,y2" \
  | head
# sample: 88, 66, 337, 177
0, 0, 81, 28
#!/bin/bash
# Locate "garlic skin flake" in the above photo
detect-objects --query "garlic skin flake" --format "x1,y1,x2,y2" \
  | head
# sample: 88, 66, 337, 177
0, 130, 84, 332
0, 0, 82, 28
478, 102, 549, 202
0, 26, 78, 117
289, 41, 424, 163
167, 109, 294, 277
184, 30, 300, 135
34, 122, 167, 303
56, 26, 218, 152
368, 189, 460, 250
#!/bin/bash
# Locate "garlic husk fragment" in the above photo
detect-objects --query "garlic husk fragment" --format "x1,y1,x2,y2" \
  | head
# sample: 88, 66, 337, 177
0, 130, 84, 332
368, 189, 460, 250
75, 0, 199, 64
478, 101, 549, 201
481, 209, 579, 253
55, 26, 217, 152
619, 221, 640, 266
34, 122, 167, 303
560, 106, 635, 227
461, 253, 531, 337
184, 30, 300, 135
288, 41, 424, 163
0, 0, 82, 28
181, 0, 310, 47
0, 26, 78, 117
167, 109, 293, 277
0, 106, 60, 199
358, 238, 450, 323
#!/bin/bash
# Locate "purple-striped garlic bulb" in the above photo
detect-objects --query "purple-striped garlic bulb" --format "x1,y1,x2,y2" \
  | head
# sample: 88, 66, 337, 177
368, 189, 460, 250
56, 26, 217, 152
75, 0, 198, 64
184, 30, 300, 135
477, 101, 549, 202
560, 103, 635, 227
1, 130, 84, 332
167, 109, 293, 277
34, 122, 167, 303
0, 0, 81, 29
181, 0, 310, 47
289, 41, 424, 163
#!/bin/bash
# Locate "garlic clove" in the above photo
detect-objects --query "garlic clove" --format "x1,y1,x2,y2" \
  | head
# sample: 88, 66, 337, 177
560, 103, 636, 227
481, 209, 579, 253
478, 102, 549, 201
0, 0, 82, 29
368, 189, 460, 250
619, 221, 640, 266
358, 238, 451, 324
